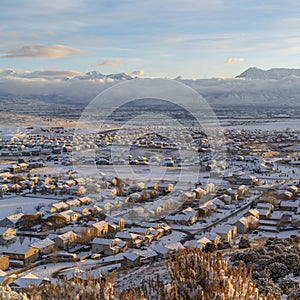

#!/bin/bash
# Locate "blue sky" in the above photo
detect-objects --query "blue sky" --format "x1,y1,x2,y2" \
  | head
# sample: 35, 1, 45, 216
0, 0, 299, 78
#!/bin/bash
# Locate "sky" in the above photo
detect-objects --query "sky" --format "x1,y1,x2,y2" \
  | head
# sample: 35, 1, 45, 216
0, 0, 299, 78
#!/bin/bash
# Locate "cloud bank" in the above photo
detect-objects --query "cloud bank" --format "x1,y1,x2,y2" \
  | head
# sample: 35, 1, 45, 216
132, 70, 145, 75
98, 59, 125, 67
3, 44, 86, 59
226, 57, 245, 64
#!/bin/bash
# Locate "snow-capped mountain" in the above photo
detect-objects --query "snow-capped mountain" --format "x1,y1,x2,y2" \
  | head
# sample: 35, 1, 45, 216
0, 69, 134, 81
0, 67, 300, 113
236, 67, 300, 80
75, 71, 134, 81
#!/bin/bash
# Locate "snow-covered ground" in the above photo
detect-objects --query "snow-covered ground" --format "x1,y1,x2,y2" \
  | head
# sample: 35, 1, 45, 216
0, 196, 58, 219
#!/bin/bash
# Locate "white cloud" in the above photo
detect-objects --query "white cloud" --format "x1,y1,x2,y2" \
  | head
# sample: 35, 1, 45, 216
2, 44, 86, 58
226, 57, 245, 64
132, 70, 145, 75
98, 59, 125, 67
23, 69, 84, 78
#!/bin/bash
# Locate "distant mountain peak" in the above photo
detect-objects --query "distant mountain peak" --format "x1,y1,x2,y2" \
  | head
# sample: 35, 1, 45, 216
236, 67, 300, 80
77, 71, 134, 81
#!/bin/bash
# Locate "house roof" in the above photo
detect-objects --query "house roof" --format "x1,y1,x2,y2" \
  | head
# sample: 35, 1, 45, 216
3, 245, 35, 255
11, 274, 47, 289
6, 213, 24, 224
128, 227, 149, 235
184, 240, 204, 248
90, 221, 108, 229
123, 252, 139, 261
151, 244, 168, 255
56, 231, 77, 241
196, 233, 220, 242
51, 202, 69, 210
59, 210, 77, 218
165, 242, 184, 251
0, 227, 14, 235
237, 217, 248, 226
165, 214, 191, 222
115, 232, 138, 240
31, 238, 55, 250
136, 249, 158, 259
91, 238, 114, 245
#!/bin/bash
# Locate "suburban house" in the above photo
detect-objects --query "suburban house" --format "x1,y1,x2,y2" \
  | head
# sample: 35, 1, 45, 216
215, 225, 237, 242
193, 188, 206, 200
114, 232, 141, 247
197, 233, 221, 245
3, 246, 39, 266
88, 221, 109, 238
165, 213, 194, 226
164, 242, 185, 254
58, 210, 79, 223
9, 273, 50, 292
54, 231, 78, 250
244, 209, 259, 219
30, 238, 55, 256
234, 217, 249, 234
256, 203, 274, 218
184, 237, 211, 249
49, 202, 69, 213
0, 227, 17, 245
0, 255, 9, 270
128, 227, 151, 237
122, 252, 141, 267
279, 200, 299, 212
198, 201, 217, 217
90, 238, 127, 255
150, 244, 169, 259
182, 192, 195, 205
0, 213, 24, 228
136, 249, 158, 263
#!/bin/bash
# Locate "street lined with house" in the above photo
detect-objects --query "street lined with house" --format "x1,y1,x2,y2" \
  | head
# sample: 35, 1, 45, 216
0, 124, 299, 291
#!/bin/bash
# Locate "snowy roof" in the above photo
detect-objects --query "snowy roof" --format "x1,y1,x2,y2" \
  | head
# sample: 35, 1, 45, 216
139, 222, 161, 229
236, 217, 248, 226
11, 274, 46, 289
66, 199, 81, 206
0, 227, 15, 235
99, 254, 124, 264
215, 224, 236, 234
3, 245, 35, 255
115, 232, 138, 240
128, 227, 149, 235
135, 249, 158, 259
91, 238, 114, 245
56, 231, 77, 241
247, 209, 259, 216
90, 220, 108, 229
183, 240, 205, 248
123, 252, 139, 261
51, 202, 69, 210
280, 201, 299, 208
197, 237, 212, 245
150, 244, 169, 255
165, 242, 184, 251
30, 238, 55, 250
6, 213, 24, 223
165, 214, 191, 222
59, 209, 77, 218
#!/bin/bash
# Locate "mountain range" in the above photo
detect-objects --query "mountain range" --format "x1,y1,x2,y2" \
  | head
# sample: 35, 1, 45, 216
236, 67, 300, 80
0, 67, 299, 113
